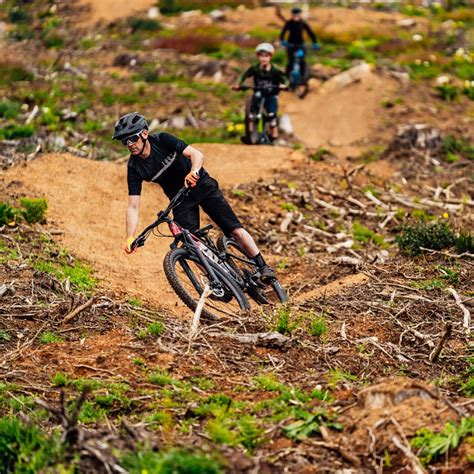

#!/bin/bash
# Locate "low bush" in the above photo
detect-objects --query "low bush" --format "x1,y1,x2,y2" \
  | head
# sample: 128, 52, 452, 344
0, 99, 21, 119
19, 198, 48, 224
411, 417, 474, 465
0, 64, 33, 84
0, 124, 36, 139
127, 17, 161, 32
396, 222, 455, 255
121, 447, 223, 473
0, 203, 17, 226
0, 416, 63, 473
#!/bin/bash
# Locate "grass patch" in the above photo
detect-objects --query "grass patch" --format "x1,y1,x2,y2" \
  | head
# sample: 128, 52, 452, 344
121, 447, 223, 474
0, 124, 36, 139
353, 221, 386, 247
0, 416, 64, 473
39, 331, 64, 344
19, 198, 47, 224
0, 99, 21, 119
411, 417, 474, 465
310, 313, 328, 338
32, 260, 97, 292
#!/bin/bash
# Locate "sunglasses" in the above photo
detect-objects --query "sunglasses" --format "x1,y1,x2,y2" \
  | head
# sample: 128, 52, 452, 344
121, 130, 144, 146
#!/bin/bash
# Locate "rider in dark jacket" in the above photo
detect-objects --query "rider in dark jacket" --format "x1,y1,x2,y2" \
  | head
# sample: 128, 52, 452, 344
280, 7, 319, 81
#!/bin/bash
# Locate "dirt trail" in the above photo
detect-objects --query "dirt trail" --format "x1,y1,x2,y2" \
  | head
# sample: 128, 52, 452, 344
282, 71, 397, 154
5, 145, 303, 310
78, 0, 156, 24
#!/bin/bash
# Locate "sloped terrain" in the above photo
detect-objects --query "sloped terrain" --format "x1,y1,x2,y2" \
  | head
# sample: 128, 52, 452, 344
0, 1, 473, 473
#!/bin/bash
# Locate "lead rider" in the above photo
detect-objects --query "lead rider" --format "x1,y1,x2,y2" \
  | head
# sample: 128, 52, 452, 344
114, 112, 276, 283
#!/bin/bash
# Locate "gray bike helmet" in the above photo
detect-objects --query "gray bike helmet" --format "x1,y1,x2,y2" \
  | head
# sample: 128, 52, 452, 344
291, 7, 302, 14
112, 112, 148, 140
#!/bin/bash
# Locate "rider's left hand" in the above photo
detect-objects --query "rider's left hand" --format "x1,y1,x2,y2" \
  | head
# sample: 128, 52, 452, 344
312, 43, 321, 50
184, 170, 200, 188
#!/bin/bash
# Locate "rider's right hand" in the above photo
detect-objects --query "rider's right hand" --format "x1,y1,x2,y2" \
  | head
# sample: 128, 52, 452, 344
231, 84, 241, 91
124, 236, 137, 255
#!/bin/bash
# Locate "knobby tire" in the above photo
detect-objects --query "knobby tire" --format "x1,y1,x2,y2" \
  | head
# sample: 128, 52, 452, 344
163, 248, 250, 321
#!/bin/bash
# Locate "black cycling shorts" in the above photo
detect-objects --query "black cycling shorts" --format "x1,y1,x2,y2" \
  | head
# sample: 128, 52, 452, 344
172, 177, 243, 236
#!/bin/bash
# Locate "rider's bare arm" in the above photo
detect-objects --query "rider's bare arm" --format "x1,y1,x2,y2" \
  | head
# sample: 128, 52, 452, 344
183, 145, 204, 174
126, 195, 140, 238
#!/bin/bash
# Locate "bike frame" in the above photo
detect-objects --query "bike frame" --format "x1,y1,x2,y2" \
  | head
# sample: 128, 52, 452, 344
131, 187, 248, 294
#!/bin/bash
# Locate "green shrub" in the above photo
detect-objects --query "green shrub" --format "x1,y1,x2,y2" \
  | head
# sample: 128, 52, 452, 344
0, 124, 35, 139
396, 222, 455, 255
0, 64, 33, 84
0, 202, 17, 226
436, 84, 460, 101
455, 232, 473, 253
19, 198, 47, 224
0, 99, 21, 119
148, 321, 165, 336
39, 331, 64, 344
128, 17, 161, 32
274, 305, 298, 335
8, 9, 31, 23
0, 416, 63, 473
310, 314, 327, 338
353, 221, 386, 246
121, 448, 223, 474
411, 417, 474, 465
443, 134, 474, 160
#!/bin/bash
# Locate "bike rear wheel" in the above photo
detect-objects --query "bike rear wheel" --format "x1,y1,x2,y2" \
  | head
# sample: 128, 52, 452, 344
163, 248, 250, 320
216, 236, 288, 306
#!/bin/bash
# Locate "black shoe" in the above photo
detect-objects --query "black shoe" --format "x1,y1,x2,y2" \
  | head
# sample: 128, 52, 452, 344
259, 265, 276, 284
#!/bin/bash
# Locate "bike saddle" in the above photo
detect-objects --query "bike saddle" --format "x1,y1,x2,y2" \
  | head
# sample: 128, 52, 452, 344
194, 224, 213, 237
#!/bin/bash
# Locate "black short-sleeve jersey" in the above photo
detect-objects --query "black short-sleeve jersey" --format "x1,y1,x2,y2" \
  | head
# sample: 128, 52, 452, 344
127, 132, 209, 199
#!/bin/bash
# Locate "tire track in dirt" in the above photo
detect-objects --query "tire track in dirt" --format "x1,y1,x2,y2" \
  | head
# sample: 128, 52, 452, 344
4, 145, 303, 311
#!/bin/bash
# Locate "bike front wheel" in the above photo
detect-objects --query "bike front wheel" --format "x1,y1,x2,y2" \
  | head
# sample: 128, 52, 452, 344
216, 236, 288, 306
245, 94, 260, 145
163, 248, 250, 321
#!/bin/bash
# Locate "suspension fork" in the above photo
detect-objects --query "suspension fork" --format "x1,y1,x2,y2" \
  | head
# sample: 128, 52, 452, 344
181, 229, 222, 289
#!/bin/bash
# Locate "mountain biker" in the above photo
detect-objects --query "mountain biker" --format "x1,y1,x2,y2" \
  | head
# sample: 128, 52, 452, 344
114, 112, 276, 283
280, 7, 319, 83
232, 43, 288, 142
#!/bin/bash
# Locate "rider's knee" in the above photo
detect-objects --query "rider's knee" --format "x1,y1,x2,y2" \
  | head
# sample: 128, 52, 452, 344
268, 112, 278, 127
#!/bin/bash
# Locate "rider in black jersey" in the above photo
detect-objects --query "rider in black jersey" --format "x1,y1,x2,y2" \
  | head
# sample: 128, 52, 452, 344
114, 112, 276, 283
280, 7, 319, 82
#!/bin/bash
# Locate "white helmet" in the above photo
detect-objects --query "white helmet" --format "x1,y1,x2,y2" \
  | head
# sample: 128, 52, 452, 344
255, 42, 274, 55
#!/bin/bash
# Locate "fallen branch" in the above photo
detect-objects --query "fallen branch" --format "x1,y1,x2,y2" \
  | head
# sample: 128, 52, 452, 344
447, 288, 471, 332
208, 331, 291, 348
189, 284, 211, 338
62, 297, 95, 324
429, 323, 452, 363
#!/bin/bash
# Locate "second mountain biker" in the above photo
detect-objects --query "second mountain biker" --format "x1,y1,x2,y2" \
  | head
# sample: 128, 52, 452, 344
114, 112, 276, 283
232, 43, 288, 143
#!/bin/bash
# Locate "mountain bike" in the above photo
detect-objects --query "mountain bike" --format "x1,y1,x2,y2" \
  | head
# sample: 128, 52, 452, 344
240, 85, 278, 146
131, 186, 288, 321
285, 43, 313, 99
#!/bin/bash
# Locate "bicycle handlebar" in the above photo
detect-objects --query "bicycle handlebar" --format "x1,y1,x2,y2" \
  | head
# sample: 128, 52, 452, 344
131, 187, 190, 251
239, 84, 287, 92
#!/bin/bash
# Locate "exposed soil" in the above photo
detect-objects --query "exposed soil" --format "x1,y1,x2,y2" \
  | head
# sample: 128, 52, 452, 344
1, 2, 473, 472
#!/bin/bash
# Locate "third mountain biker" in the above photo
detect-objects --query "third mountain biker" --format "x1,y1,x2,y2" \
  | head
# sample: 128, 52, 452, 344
280, 7, 319, 83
